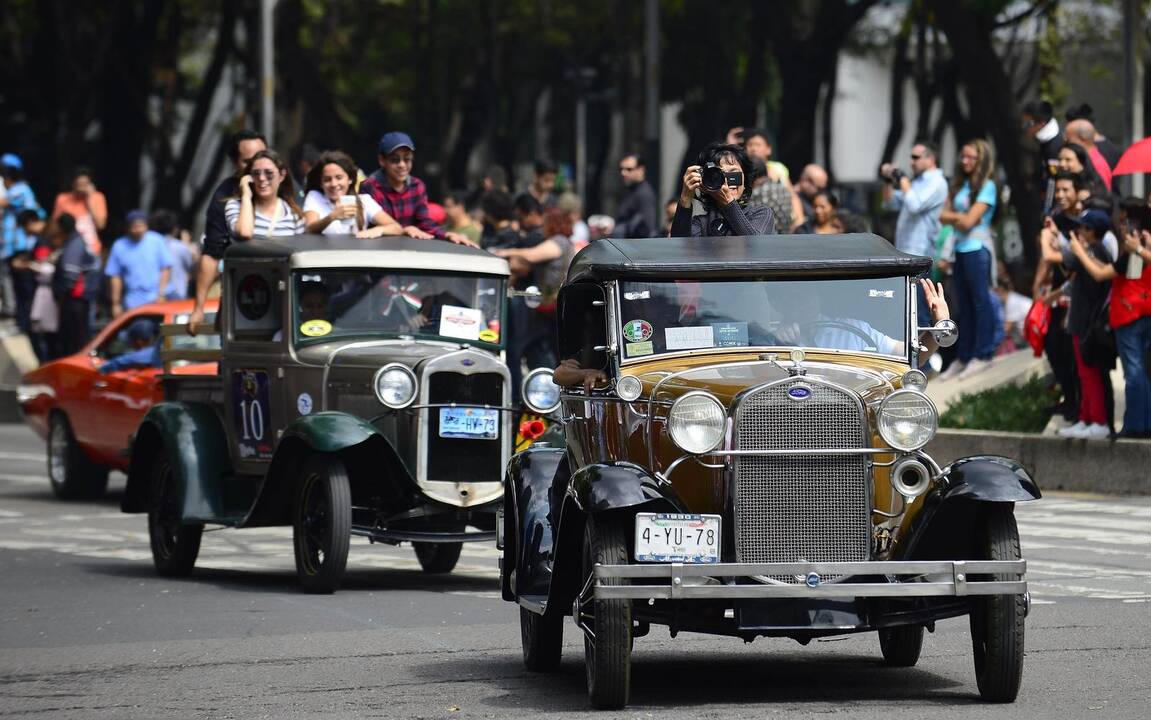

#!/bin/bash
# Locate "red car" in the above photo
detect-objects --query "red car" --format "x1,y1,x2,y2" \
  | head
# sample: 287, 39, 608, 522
18, 299, 219, 499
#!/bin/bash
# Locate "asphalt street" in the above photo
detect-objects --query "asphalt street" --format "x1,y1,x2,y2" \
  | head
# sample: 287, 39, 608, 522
0, 421, 1148, 719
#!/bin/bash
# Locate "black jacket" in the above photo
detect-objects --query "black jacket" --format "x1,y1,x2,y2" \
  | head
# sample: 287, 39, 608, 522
203, 176, 239, 260
615, 181, 659, 238
670, 201, 776, 237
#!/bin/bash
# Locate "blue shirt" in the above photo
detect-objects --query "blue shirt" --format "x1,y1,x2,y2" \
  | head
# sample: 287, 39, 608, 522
1, 181, 39, 258
887, 168, 947, 259
165, 237, 196, 300
951, 179, 997, 254
104, 231, 174, 310
99, 344, 162, 373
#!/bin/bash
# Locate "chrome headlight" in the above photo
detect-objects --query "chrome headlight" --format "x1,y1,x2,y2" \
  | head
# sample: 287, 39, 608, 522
615, 375, 643, 402
522, 368, 561, 414
667, 392, 726, 454
877, 390, 937, 451
374, 364, 417, 409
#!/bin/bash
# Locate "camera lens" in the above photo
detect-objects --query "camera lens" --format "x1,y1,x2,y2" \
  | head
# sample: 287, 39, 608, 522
701, 163, 726, 193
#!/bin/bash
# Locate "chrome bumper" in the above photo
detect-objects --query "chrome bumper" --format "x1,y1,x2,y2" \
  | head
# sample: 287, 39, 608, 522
594, 560, 1027, 600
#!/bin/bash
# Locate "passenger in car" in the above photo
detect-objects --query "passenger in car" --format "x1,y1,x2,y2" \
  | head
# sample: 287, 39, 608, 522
99, 320, 162, 373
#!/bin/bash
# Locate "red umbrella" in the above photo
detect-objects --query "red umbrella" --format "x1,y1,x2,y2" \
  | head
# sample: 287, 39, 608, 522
1112, 136, 1151, 176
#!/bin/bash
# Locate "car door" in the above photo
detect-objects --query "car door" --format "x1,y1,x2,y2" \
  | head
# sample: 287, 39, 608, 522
87, 313, 165, 464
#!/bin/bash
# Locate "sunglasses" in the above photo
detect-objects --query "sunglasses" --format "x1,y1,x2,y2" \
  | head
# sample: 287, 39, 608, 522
910, 154, 923, 161
250, 169, 278, 179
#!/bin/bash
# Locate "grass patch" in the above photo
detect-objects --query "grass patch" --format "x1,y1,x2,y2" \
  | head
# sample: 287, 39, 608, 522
939, 375, 1055, 433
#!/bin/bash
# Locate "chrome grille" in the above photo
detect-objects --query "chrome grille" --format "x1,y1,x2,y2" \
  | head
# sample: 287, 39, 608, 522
733, 380, 871, 581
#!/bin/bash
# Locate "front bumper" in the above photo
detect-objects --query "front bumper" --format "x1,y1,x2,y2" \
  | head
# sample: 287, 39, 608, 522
594, 560, 1026, 600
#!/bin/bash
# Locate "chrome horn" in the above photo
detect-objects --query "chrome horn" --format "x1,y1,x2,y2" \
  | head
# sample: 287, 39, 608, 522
890, 456, 932, 500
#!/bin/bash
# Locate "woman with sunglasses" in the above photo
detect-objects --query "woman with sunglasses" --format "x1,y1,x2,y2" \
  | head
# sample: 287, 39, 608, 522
302, 150, 403, 237
225, 150, 306, 240
670, 142, 776, 237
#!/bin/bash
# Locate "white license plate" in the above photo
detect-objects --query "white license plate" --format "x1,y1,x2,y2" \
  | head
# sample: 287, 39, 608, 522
439, 407, 499, 439
634, 513, 721, 563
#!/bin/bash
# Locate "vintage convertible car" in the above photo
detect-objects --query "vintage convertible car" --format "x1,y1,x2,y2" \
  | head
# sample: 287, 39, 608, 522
502, 234, 1039, 709
121, 235, 557, 593
18, 299, 219, 499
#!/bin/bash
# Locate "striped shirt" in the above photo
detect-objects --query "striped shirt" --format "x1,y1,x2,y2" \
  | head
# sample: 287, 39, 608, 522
224, 198, 305, 239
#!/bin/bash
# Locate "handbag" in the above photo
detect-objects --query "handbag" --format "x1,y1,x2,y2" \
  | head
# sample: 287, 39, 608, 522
1023, 299, 1051, 357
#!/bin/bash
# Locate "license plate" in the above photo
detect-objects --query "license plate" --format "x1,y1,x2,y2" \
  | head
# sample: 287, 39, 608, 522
439, 407, 499, 439
634, 513, 721, 563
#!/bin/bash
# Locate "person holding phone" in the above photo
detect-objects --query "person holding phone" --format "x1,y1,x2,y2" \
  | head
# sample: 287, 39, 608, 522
225, 150, 306, 240
670, 142, 776, 237
302, 150, 403, 237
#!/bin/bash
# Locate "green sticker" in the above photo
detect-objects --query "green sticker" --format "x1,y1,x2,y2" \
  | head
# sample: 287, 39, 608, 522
626, 341, 653, 357
622, 319, 653, 343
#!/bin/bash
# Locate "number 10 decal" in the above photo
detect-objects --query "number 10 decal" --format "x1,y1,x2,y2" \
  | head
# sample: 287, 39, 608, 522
232, 370, 273, 460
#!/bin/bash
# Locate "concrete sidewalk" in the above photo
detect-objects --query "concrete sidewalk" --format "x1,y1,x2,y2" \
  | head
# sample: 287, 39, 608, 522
925, 349, 1048, 415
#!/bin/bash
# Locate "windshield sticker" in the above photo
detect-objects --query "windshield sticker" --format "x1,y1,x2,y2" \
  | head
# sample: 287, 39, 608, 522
665, 325, 714, 351
624, 290, 651, 300
478, 329, 499, 343
438, 304, 483, 340
622, 319, 653, 343
869, 289, 895, 298
299, 319, 332, 337
297, 392, 313, 415
711, 321, 749, 347
626, 341, 654, 356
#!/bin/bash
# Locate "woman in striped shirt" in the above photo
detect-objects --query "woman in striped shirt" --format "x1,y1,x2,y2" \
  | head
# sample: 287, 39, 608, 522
225, 150, 306, 240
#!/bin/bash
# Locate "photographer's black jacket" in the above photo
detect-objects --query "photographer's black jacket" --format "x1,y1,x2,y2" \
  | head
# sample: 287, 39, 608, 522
670, 200, 776, 237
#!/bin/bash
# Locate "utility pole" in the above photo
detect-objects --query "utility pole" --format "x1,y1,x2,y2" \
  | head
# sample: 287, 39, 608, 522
260, 0, 277, 148
644, 0, 661, 200
1124, 0, 1146, 197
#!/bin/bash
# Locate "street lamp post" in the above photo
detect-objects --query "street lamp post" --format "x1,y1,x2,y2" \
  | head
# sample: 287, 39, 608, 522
260, 0, 277, 148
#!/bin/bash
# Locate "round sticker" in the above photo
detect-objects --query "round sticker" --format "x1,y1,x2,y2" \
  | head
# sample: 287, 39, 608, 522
479, 329, 499, 343
622, 319, 653, 343
236, 274, 271, 321
297, 393, 313, 415
299, 319, 332, 337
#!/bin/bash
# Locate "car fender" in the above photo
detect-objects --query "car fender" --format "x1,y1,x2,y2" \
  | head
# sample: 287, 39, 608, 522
244, 412, 414, 527
898, 455, 1040, 560
502, 446, 567, 601
122, 402, 232, 521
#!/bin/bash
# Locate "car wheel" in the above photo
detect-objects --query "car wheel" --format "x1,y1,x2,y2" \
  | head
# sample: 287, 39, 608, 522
293, 454, 351, 594
147, 450, 203, 577
413, 541, 463, 574
521, 606, 563, 672
47, 413, 109, 500
581, 514, 631, 710
970, 504, 1025, 703
879, 625, 924, 666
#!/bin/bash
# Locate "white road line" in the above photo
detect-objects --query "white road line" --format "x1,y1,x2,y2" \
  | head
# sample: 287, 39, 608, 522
0, 473, 47, 485
0, 451, 46, 462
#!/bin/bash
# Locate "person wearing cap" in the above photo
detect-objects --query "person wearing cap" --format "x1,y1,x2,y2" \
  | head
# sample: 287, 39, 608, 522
1040, 208, 1118, 439
1, 153, 40, 318
98, 319, 162, 374
359, 132, 476, 247
104, 210, 173, 317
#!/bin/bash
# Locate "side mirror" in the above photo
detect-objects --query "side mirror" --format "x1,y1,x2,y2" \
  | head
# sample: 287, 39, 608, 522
509, 285, 543, 309
918, 318, 958, 348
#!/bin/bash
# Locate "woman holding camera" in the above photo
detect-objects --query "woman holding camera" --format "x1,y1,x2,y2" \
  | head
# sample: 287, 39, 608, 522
670, 142, 776, 237
302, 150, 403, 237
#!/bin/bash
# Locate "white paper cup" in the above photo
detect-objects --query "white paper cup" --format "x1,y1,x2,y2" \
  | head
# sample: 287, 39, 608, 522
339, 195, 357, 206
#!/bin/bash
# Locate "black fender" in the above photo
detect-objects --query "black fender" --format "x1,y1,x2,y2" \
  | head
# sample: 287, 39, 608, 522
122, 402, 234, 522
898, 455, 1040, 561
502, 446, 567, 602
245, 412, 414, 527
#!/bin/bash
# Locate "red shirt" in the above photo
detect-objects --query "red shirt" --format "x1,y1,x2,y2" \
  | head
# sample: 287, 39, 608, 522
1110, 256, 1151, 328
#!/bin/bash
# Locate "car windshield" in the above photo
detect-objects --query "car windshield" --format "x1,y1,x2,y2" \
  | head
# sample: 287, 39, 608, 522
617, 277, 908, 360
292, 271, 505, 347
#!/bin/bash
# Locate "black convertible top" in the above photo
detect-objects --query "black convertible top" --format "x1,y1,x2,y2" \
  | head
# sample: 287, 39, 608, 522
565, 234, 932, 283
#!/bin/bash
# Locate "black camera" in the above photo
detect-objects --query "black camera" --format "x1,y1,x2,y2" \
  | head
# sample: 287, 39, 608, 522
700, 162, 743, 193
889, 168, 906, 187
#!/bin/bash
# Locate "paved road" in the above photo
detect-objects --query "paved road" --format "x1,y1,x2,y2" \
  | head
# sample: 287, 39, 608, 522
0, 422, 1148, 719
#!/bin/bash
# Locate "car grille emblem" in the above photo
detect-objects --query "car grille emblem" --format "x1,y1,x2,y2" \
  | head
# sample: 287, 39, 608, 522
787, 385, 812, 401
461, 358, 475, 367
805, 572, 822, 588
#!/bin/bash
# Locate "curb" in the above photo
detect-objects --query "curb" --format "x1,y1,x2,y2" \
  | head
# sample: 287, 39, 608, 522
927, 428, 1150, 496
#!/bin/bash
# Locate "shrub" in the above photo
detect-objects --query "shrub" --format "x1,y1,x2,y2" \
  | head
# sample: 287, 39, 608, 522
939, 376, 1055, 433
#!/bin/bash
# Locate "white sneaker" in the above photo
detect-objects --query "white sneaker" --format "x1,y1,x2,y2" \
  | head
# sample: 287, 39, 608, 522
1083, 423, 1111, 439
958, 357, 992, 380
938, 361, 966, 381
1058, 421, 1087, 438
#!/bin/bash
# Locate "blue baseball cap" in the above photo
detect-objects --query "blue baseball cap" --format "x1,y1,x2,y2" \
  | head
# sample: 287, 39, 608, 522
1072, 209, 1112, 234
378, 131, 415, 155
126, 319, 157, 342
126, 209, 148, 225
0, 153, 22, 170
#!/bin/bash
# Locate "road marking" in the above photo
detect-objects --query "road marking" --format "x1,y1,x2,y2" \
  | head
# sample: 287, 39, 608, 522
0, 473, 47, 485
0, 451, 46, 462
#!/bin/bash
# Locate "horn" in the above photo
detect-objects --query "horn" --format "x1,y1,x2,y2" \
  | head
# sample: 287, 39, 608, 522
890, 457, 932, 499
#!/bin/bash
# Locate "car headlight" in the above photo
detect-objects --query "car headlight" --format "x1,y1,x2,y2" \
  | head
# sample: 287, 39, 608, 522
522, 368, 561, 414
877, 390, 937, 451
374, 364, 417, 409
667, 392, 726, 454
